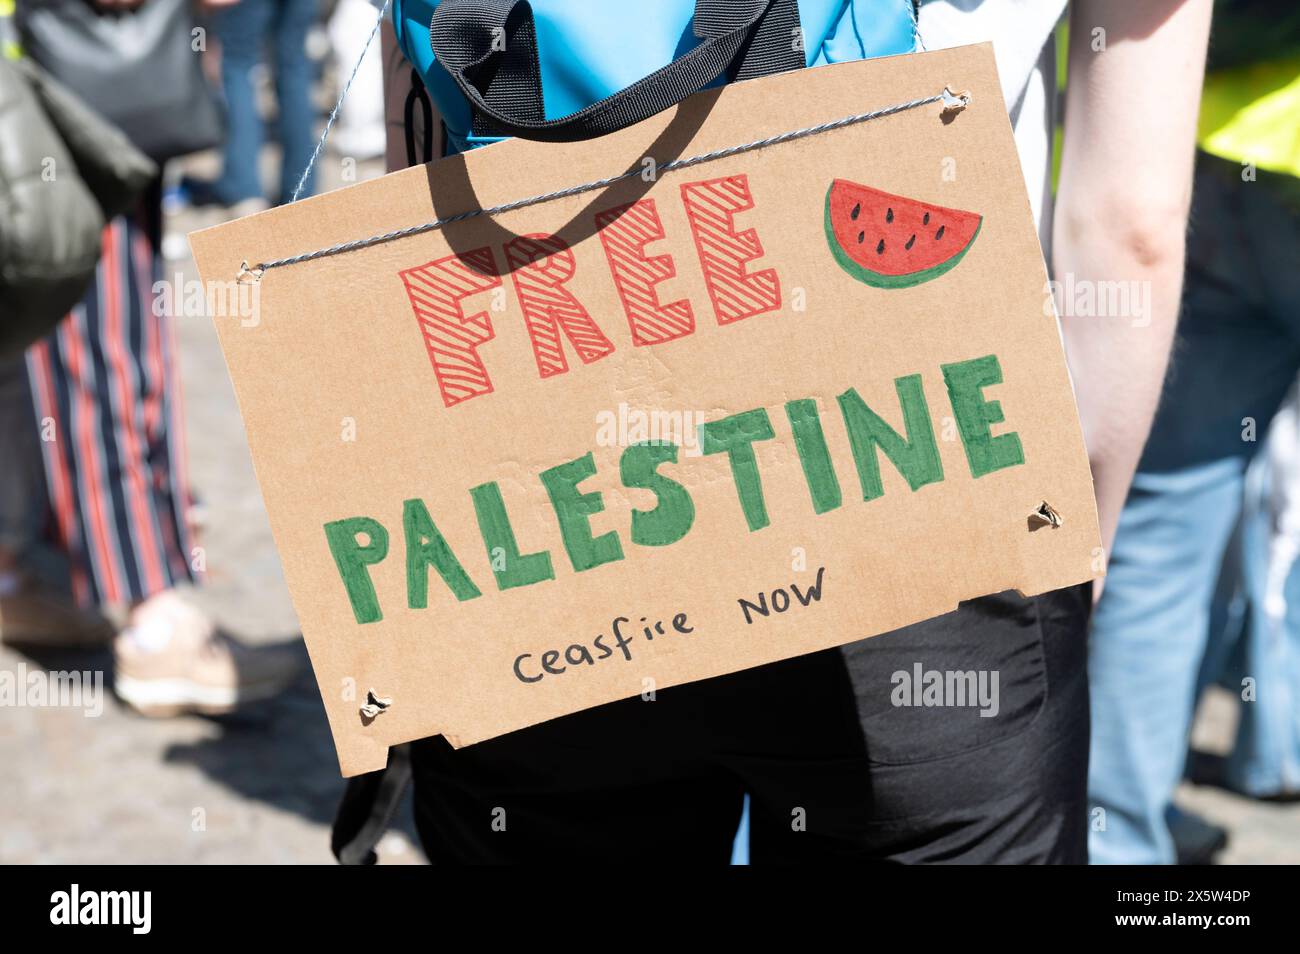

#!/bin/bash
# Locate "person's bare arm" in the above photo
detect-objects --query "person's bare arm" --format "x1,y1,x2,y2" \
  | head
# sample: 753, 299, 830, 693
1054, 0, 1213, 578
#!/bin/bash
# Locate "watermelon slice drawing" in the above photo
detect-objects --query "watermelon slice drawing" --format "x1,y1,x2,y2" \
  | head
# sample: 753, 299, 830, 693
824, 179, 983, 289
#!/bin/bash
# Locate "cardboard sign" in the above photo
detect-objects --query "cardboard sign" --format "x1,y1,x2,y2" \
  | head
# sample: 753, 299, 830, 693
190, 43, 1101, 777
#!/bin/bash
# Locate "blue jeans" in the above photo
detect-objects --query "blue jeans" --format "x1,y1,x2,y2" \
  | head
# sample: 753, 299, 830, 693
1088, 154, 1300, 863
1203, 427, 1300, 798
213, 0, 319, 203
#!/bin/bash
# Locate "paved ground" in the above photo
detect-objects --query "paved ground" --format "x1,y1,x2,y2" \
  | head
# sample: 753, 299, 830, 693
2, 145, 1297, 865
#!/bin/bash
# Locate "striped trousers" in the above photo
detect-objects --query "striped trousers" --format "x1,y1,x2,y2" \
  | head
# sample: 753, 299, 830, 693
24, 214, 197, 608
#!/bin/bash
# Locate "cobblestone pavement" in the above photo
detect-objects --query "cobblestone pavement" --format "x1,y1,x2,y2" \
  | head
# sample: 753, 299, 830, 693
2, 152, 1296, 865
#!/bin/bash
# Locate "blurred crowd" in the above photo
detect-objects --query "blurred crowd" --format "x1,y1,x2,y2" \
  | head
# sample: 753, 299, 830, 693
0, 0, 1297, 864
1, 0, 388, 722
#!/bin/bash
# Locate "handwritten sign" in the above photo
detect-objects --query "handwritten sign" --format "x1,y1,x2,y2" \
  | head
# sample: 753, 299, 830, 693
190, 44, 1101, 776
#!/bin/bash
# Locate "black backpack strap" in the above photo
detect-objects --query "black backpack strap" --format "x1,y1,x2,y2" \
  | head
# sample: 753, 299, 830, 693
697, 0, 802, 83
429, 0, 804, 142
404, 67, 437, 165
331, 743, 413, 865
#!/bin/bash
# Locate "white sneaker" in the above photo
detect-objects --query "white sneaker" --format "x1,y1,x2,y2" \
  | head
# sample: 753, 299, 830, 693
114, 591, 299, 717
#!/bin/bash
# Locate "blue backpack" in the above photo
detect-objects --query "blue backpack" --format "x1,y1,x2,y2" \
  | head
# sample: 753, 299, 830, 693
392, 0, 918, 155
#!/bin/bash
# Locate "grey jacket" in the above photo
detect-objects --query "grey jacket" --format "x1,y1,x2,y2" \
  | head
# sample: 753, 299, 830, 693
0, 56, 155, 357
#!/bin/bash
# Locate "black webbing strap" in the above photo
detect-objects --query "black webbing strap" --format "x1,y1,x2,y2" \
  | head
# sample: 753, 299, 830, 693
429, 0, 804, 142
331, 744, 413, 865
404, 67, 436, 166
698, 0, 802, 83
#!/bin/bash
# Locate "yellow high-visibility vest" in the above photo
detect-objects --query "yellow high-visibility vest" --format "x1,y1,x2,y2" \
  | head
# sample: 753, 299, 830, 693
0, 0, 19, 62
1199, 55, 1300, 179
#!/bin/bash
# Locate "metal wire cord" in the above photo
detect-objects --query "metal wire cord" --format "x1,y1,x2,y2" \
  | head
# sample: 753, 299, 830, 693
243, 87, 968, 281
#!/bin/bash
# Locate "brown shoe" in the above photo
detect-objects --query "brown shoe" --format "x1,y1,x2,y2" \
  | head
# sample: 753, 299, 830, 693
113, 591, 299, 717
0, 575, 114, 649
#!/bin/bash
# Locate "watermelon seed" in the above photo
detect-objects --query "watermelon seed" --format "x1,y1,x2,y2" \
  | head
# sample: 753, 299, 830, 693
857, 230, 865, 244
923, 212, 930, 225
885, 207, 894, 223
876, 239, 886, 254
935, 225, 946, 240
905, 234, 916, 250
851, 202, 861, 221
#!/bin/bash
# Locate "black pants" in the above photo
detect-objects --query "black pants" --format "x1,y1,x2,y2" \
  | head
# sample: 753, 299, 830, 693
410, 585, 1091, 863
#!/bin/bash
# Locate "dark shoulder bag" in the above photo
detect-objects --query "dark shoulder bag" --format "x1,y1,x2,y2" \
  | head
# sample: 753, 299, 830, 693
17, 0, 224, 163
